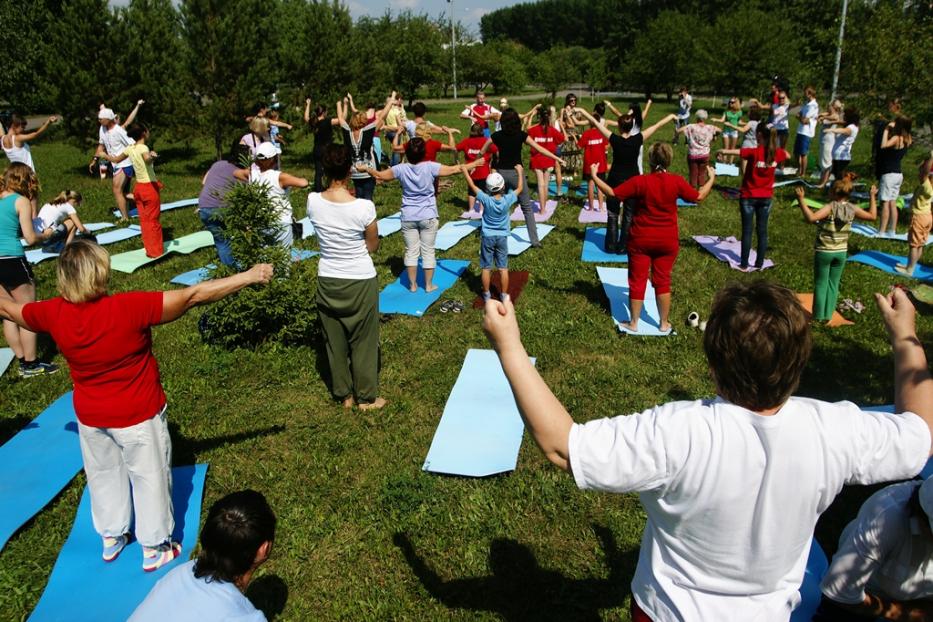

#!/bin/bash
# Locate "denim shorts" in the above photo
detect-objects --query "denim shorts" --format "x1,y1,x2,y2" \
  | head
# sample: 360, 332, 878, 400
793, 134, 812, 157
480, 234, 508, 269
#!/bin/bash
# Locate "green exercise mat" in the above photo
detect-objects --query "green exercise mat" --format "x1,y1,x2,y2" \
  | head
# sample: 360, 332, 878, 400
110, 231, 215, 273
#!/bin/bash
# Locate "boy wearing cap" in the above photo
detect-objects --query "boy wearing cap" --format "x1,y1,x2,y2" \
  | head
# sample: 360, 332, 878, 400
460, 164, 523, 301
818, 478, 933, 620
91, 104, 140, 221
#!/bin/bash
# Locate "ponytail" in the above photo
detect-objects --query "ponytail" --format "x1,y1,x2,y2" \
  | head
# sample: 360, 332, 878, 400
51, 190, 82, 206
756, 124, 777, 165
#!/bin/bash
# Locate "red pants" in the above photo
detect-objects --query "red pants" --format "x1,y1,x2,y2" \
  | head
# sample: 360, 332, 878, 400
688, 156, 709, 188
135, 182, 164, 258
628, 236, 678, 300
631, 599, 654, 621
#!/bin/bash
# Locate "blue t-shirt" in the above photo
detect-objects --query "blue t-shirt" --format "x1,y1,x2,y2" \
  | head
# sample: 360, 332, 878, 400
392, 162, 442, 222
476, 190, 516, 237
128, 561, 266, 622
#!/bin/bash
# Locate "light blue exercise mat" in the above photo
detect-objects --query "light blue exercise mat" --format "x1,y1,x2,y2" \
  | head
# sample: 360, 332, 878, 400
378, 259, 469, 316
110, 231, 215, 274
377, 212, 402, 237
850, 223, 932, 246
714, 162, 740, 176
597, 266, 671, 336
847, 251, 933, 281
296, 217, 316, 239
29, 464, 208, 622
434, 220, 481, 251
507, 224, 554, 256
26, 226, 143, 264
0, 393, 83, 551
581, 227, 628, 263
790, 539, 829, 622
170, 265, 216, 286
112, 197, 199, 218
423, 349, 533, 477
0, 347, 13, 377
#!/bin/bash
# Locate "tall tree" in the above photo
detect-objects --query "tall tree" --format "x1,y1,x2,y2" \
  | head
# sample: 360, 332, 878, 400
622, 11, 707, 100
0, 0, 58, 113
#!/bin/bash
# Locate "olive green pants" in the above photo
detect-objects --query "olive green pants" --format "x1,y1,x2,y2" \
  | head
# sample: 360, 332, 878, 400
316, 276, 380, 403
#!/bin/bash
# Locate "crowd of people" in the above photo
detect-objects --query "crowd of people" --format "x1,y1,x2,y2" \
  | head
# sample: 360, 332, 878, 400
0, 77, 931, 622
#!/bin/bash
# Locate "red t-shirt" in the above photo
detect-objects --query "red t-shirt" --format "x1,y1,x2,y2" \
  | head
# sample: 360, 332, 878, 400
527, 124, 564, 170
613, 172, 700, 241
581, 128, 609, 174
22, 292, 167, 428
470, 103, 491, 128
739, 147, 789, 198
424, 139, 443, 162
457, 136, 498, 180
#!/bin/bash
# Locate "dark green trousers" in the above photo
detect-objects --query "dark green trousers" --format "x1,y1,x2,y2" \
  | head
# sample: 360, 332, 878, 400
316, 276, 380, 403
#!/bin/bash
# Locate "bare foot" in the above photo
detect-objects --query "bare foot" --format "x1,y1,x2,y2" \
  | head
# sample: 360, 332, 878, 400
659, 323, 673, 333
618, 321, 638, 333
894, 264, 914, 276
342, 396, 355, 409
409, 284, 418, 293
358, 397, 387, 411
425, 284, 438, 293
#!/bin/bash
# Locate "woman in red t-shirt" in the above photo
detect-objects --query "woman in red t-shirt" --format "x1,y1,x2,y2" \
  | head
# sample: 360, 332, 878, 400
717, 124, 788, 270
0, 240, 272, 571
456, 123, 498, 215
579, 103, 615, 212
594, 144, 716, 334
526, 109, 565, 213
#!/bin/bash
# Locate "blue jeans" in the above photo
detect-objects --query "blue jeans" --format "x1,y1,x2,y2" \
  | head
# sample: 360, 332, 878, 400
198, 208, 235, 267
384, 131, 399, 166
739, 198, 772, 268
353, 177, 376, 201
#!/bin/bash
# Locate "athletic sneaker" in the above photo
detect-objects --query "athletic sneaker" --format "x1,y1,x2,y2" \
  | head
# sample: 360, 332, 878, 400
482, 291, 492, 302
19, 361, 59, 378
142, 541, 181, 572
102, 534, 128, 562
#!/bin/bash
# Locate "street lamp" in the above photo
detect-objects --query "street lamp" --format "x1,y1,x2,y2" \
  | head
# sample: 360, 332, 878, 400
447, 0, 458, 99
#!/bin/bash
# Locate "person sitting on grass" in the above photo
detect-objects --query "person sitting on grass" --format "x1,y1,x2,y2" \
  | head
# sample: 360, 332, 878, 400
896, 152, 932, 276
460, 165, 523, 303
795, 182, 877, 322
129, 490, 276, 622
481, 279, 933, 622
34, 190, 91, 253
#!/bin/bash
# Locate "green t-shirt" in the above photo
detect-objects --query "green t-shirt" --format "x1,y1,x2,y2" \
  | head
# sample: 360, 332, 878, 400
725, 110, 743, 126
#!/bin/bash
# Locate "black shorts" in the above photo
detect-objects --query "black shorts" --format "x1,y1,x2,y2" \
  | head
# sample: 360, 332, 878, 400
0, 256, 35, 291
468, 179, 487, 198
831, 159, 850, 181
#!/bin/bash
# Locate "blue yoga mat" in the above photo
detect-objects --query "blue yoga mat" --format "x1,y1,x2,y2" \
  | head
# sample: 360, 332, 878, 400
29, 464, 208, 622
170, 265, 215, 286
0, 347, 13, 376
434, 220, 481, 251
113, 197, 199, 219
296, 217, 316, 239
581, 227, 628, 263
0, 393, 83, 551
715, 162, 740, 176
507, 224, 554, 256
597, 266, 670, 336
97, 225, 142, 246
847, 251, 933, 282
377, 212, 402, 237
423, 349, 533, 477
790, 539, 829, 622
379, 259, 469, 316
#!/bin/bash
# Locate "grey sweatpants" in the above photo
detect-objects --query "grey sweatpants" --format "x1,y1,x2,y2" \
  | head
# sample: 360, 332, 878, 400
497, 168, 539, 245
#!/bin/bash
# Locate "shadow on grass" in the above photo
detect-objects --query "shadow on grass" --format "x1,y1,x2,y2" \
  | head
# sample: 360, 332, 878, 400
797, 332, 890, 405
393, 525, 636, 621
0, 416, 34, 445
246, 574, 289, 621
169, 423, 286, 464
536, 279, 609, 311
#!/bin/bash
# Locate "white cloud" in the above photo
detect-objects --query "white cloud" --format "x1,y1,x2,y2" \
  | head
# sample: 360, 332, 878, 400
390, 0, 419, 9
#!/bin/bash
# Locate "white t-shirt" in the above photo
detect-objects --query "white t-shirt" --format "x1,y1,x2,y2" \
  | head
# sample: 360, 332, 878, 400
567, 396, 930, 622
833, 124, 859, 161
821, 481, 933, 605
306, 193, 377, 280
677, 94, 693, 120
129, 561, 266, 622
1, 135, 35, 170
404, 119, 438, 139
772, 103, 790, 130
98, 124, 135, 170
36, 202, 76, 231
250, 169, 292, 225
798, 100, 819, 138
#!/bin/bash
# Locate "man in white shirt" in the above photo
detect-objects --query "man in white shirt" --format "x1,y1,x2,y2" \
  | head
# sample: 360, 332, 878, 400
481, 282, 933, 622
129, 490, 276, 622
794, 86, 820, 179
92, 107, 136, 220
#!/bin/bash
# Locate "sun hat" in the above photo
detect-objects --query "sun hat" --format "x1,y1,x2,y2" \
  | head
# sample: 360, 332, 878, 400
255, 142, 278, 160
486, 172, 505, 193
98, 108, 116, 121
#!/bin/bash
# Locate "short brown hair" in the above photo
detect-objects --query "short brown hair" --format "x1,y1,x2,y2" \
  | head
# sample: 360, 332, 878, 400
1, 163, 39, 199
647, 143, 673, 172
703, 281, 811, 411
57, 239, 110, 303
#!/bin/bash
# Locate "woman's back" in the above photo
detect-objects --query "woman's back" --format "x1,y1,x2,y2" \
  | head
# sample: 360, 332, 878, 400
1, 135, 34, 170
392, 162, 441, 220
306, 193, 376, 280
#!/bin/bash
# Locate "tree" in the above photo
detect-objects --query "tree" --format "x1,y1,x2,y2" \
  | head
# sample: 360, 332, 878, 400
387, 13, 447, 105
0, 0, 58, 113
621, 11, 707, 100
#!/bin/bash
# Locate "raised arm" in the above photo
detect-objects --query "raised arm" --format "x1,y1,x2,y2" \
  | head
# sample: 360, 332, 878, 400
641, 98, 652, 121
18, 116, 59, 143
478, 138, 494, 156
336, 99, 347, 124
641, 113, 677, 141
459, 163, 480, 195
853, 185, 878, 221
879, 125, 900, 150
575, 108, 612, 140
604, 100, 623, 118
514, 163, 524, 195
483, 298, 573, 470
123, 100, 144, 126
525, 135, 566, 167
304, 98, 312, 123
374, 93, 395, 132
794, 187, 831, 222
347, 93, 358, 113
160, 264, 273, 324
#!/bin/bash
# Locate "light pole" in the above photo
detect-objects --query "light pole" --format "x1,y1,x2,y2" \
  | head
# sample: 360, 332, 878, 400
830, 0, 848, 101
448, 0, 458, 99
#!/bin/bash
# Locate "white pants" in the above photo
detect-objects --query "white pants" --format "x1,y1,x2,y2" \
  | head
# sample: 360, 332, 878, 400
819, 130, 834, 171
401, 218, 439, 268
77, 406, 174, 547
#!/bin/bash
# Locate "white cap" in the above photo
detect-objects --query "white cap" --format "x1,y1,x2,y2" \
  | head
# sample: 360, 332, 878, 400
255, 142, 278, 160
98, 108, 116, 121
919, 478, 933, 532
486, 172, 505, 193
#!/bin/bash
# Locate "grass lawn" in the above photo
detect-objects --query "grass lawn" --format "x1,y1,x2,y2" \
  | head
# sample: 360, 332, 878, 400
0, 98, 930, 621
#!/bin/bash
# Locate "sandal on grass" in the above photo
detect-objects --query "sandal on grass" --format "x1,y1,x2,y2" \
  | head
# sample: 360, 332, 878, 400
451, 300, 464, 314
439, 300, 454, 313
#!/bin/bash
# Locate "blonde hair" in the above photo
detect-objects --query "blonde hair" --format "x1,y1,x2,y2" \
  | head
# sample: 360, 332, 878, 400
51, 190, 82, 206
415, 122, 431, 140
56, 239, 110, 303
248, 116, 269, 135
647, 142, 673, 172
349, 111, 368, 131
830, 99, 844, 113
1, 163, 39, 199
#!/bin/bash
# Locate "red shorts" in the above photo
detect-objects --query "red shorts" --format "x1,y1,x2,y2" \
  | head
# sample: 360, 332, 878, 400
627, 236, 679, 299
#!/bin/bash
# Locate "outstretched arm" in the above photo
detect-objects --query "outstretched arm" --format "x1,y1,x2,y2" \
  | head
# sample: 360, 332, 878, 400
525, 136, 566, 167
603, 100, 623, 118
641, 113, 677, 141
794, 187, 831, 222
18, 116, 59, 143
575, 108, 612, 140
123, 100, 144, 126
374, 92, 396, 132
160, 264, 273, 324
439, 158, 481, 177
304, 98, 312, 123
358, 164, 395, 182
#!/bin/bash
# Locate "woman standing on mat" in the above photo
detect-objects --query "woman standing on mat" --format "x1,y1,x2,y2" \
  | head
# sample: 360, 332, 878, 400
716, 124, 789, 271
717, 98, 742, 165
307, 144, 385, 411
0, 238, 273, 570
0, 164, 55, 377
725, 100, 762, 176
877, 116, 913, 237
304, 98, 340, 192
677, 110, 722, 189
360, 138, 480, 294
480, 109, 565, 249
526, 108, 565, 213
580, 105, 610, 212
338, 94, 394, 201
824, 107, 860, 187
456, 123, 498, 215
593, 144, 715, 334
817, 99, 845, 188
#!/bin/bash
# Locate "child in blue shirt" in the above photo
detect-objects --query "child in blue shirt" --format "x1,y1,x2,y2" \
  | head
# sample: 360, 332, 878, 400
460, 164, 523, 301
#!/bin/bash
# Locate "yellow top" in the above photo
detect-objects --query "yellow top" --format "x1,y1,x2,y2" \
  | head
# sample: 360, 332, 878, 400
913, 177, 932, 216
384, 106, 403, 130
124, 143, 153, 184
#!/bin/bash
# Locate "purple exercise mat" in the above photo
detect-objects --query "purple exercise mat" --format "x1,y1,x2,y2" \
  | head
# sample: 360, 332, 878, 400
511, 200, 557, 222
693, 235, 775, 271
578, 206, 609, 223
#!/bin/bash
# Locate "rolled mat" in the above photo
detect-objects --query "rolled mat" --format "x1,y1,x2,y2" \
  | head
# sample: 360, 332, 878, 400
508, 224, 554, 256
112, 197, 199, 219
693, 235, 774, 271
596, 266, 671, 336
110, 231, 215, 274
794, 293, 854, 327
422, 349, 532, 477
0, 393, 83, 551
472, 270, 530, 309
581, 227, 628, 263
28, 464, 208, 622
434, 220, 481, 251
847, 251, 933, 281
378, 259, 470, 316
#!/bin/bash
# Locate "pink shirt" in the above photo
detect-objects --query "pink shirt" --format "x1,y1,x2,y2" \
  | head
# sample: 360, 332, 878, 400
684, 124, 718, 158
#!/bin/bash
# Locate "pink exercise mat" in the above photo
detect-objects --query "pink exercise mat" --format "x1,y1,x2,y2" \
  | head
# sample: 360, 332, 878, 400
511, 199, 557, 222
693, 235, 775, 271
578, 204, 609, 223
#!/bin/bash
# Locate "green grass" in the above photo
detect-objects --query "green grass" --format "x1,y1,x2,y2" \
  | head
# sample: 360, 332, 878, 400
0, 98, 930, 621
